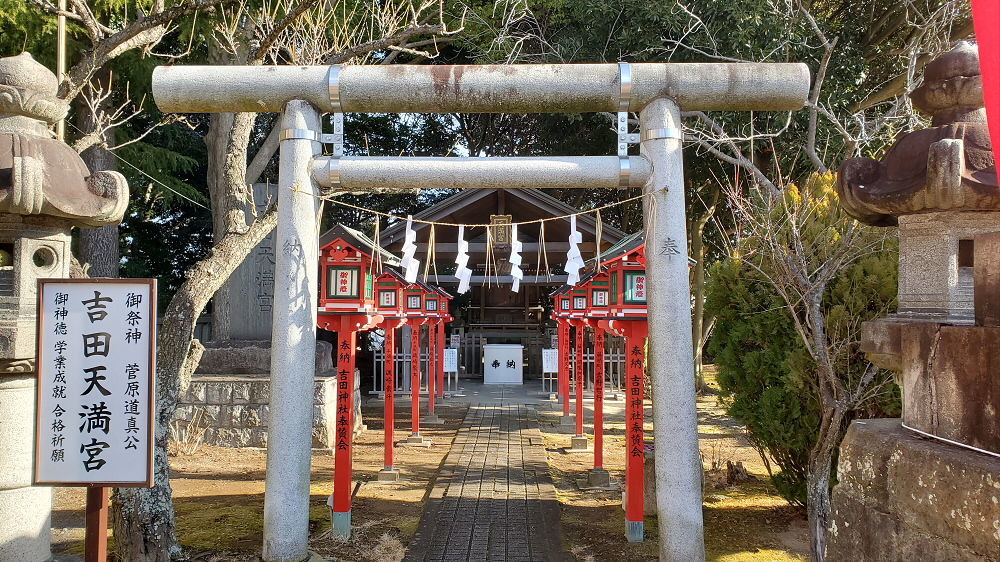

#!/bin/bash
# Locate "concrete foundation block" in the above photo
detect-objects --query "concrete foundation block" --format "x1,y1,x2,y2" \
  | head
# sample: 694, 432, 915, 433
421, 413, 444, 425
403, 434, 432, 446
377, 468, 401, 482
587, 468, 612, 488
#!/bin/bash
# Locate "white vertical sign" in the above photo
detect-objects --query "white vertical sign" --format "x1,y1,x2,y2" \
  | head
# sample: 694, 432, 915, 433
35, 279, 156, 486
443, 348, 459, 373
542, 349, 559, 373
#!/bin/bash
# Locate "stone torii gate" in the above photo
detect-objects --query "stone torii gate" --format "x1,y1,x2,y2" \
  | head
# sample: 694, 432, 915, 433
152, 62, 809, 561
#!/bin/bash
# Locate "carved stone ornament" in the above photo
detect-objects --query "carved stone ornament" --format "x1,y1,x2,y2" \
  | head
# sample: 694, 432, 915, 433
837, 42, 999, 226
0, 53, 128, 226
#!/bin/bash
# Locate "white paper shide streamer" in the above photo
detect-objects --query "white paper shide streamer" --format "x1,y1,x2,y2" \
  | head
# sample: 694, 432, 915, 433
565, 215, 584, 285
455, 225, 473, 293
400, 215, 420, 283
509, 223, 523, 293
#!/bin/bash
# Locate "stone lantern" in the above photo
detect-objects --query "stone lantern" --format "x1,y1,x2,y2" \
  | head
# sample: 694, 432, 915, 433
829, 43, 999, 559
0, 53, 128, 560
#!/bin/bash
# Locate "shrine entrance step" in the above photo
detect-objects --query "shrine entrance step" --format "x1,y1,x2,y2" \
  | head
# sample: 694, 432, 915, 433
404, 404, 566, 562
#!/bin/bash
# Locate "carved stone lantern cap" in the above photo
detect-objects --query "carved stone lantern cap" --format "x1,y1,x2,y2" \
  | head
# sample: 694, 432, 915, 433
0, 52, 127, 226
910, 41, 984, 124
836, 42, 998, 226
0, 52, 69, 124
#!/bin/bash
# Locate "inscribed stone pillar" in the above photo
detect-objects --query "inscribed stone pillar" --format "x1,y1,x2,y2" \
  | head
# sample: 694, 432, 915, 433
216, 182, 277, 340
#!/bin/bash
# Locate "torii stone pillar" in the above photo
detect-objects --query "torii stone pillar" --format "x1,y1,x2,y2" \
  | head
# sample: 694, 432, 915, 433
262, 100, 321, 561
642, 98, 704, 557
152, 61, 808, 561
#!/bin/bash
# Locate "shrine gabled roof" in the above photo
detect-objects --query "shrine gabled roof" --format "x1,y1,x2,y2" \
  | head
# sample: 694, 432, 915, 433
549, 284, 573, 297
380, 188, 626, 245
320, 223, 400, 266
376, 267, 408, 284
590, 231, 644, 266
375, 267, 451, 297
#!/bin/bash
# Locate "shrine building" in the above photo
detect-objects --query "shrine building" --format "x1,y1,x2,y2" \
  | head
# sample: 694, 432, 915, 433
377, 188, 625, 379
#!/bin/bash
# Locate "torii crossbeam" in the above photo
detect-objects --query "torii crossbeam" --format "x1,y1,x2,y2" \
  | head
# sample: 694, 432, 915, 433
152, 61, 809, 562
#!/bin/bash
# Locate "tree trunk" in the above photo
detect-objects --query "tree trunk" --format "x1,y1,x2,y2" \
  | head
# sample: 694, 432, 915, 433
691, 226, 706, 390
806, 404, 847, 562
205, 38, 256, 341
689, 188, 717, 392
112, 207, 278, 560
78, 94, 121, 277
205, 111, 255, 340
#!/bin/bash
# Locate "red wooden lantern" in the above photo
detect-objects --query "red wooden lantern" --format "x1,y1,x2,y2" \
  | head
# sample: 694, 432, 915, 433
594, 241, 648, 542
550, 286, 574, 422
316, 228, 384, 532
371, 269, 411, 479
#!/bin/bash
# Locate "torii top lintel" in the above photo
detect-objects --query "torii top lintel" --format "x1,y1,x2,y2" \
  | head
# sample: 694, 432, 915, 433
152, 63, 810, 115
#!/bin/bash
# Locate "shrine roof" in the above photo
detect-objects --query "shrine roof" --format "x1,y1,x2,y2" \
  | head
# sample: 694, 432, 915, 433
590, 231, 644, 266
320, 223, 400, 266
380, 188, 626, 246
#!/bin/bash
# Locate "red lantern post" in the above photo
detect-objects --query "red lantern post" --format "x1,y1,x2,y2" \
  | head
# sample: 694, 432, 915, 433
571, 318, 588, 451
437, 320, 447, 397
623, 321, 648, 542
581, 269, 611, 485
373, 269, 415, 481
317, 232, 381, 536
551, 288, 574, 426
599, 240, 649, 542
401, 284, 432, 444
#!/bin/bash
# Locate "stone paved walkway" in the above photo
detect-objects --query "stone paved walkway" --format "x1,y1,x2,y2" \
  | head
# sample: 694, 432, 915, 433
404, 403, 565, 562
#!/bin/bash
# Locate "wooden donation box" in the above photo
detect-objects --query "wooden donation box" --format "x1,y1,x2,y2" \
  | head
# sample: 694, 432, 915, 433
483, 344, 523, 384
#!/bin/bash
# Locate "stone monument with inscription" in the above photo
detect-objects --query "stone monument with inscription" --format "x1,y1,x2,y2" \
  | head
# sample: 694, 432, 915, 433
829, 42, 1000, 560
173, 184, 343, 448
0, 52, 129, 560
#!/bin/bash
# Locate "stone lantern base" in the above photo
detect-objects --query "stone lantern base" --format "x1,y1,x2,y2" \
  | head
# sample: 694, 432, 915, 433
827, 419, 999, 561
0, 375, 53, 561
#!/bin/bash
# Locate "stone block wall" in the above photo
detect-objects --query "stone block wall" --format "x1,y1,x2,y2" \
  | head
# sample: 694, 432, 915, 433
827, 418, 1000, 561
173, 375, 337, 448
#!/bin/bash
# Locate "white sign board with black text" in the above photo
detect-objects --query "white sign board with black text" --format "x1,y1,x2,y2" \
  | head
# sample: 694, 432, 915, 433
443, 348, 458, 373
542, 349, 559, 373
483, 344, 523, 384
35, 279, 156, 487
